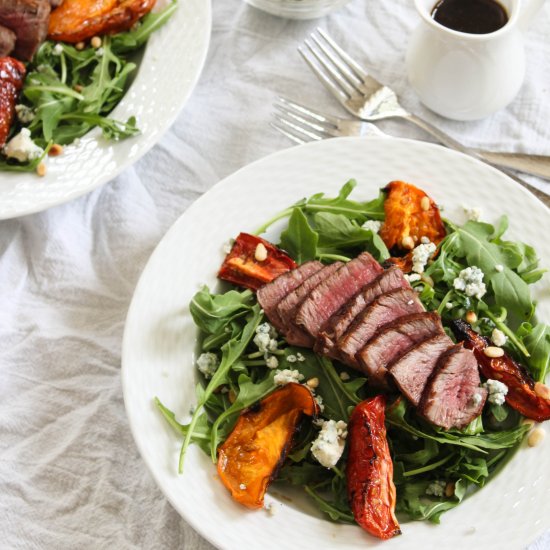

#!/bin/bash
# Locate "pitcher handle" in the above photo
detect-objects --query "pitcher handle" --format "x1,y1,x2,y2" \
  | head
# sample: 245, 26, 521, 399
517, 0, 545, 30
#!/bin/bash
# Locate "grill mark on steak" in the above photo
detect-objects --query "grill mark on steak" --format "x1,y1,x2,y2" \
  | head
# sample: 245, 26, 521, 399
356, 311, 444, 388
0, 0, 51, 61
277, 262, 343, 347
388, 334, 453, 406
257, 261, 323, 333
315, 266, 409, 357
295, 252, 383, 342
0, 24, 16, 56
337, 288, 424, 368
419, 344, 487, 430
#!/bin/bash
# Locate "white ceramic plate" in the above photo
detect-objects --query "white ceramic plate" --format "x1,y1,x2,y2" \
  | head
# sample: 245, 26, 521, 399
122, 137, 550, 550
0, 0, 211, 220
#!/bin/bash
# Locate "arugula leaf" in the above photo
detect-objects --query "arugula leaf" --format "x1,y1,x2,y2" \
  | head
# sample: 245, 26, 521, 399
520, 323, 550, 381
447, 221, 534, 319
279, 208, 318, 263
304, 485, 355, 523
189, 287, 254, 335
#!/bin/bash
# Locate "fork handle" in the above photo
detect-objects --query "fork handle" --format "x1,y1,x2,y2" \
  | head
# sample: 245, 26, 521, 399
403, 113, 550, 182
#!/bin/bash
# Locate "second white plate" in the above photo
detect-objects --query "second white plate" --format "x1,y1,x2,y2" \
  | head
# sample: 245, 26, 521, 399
122, 137, 550, 550
0, 0, 211, 220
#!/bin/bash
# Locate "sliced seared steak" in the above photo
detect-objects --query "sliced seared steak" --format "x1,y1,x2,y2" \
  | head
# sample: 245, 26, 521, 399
389, 334, 453, 406
0, 24, 16, 56
0, 0, 51, 61
257, 261, 323, 332
419, 344, 487, 429
295, 252, 383, 342
315, 266, 409, 356
337, 288, 424, 367
356, 312, 444, 388
277, 262, 343, 347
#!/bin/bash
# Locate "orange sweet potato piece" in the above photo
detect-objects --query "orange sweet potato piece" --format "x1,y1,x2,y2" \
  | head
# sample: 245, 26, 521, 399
217, 383, 318, 509
380, 181, 446, 253
48, 0, 156, 43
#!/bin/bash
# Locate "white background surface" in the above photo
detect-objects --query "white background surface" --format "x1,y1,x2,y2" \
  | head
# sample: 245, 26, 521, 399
1, 0, 549, 548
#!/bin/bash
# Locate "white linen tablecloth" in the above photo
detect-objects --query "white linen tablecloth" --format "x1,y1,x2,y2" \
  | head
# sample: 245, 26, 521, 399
1, 1, 549, 548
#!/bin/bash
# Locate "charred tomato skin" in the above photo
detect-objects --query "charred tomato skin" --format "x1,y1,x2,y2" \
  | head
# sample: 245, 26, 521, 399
452, 319, 550, 422
346, 395, 401, 540
0, 57, 26, 148
218, 232, 297, 291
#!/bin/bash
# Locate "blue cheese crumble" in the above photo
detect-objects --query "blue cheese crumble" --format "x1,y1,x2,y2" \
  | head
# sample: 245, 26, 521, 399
197, 352, 218, 378
411, 241, 436, 274
3, 128, 43, 162
362, 220, 382, 233
463, 206, 482, 221
311, 420, 348, 468
426, 480, 446, 497
484, 379, 508, 405
453, 266, 487, 300
254, 322, 278, 353
274, 369, 304, 385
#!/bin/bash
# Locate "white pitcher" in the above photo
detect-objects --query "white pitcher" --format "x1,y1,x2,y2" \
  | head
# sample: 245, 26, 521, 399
406, 0, 545, 121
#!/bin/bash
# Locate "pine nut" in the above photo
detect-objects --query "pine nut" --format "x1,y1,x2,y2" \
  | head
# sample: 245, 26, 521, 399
228, 389, 237, 404
75, 41, 85, 50
465, 311, 477, 324
420, 196, 431, 211
48, 144, 64, 157
484, 346, 504, 358
254, 243, 268, 262
528, 427, 545, 447
306, 377, 319, 389
90, 36, 102, 49
74, 84, 83, 93
445, 482, 455, 497
36, 162, 47, 177
534, 382, 550, 400
401, 235, 414, 250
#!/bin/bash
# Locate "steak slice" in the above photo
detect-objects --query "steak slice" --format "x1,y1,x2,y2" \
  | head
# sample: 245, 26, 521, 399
315, 266, 409, 356
388, 334, 453, 406
277, 262, 343, 347
257, 260, 323, 332
419, 344, 488, 430
295, 252, 383, 342
337, 288, 424, 368
0, 0, 51, 61
0, 24, 16, 56
356, 312, 444, 388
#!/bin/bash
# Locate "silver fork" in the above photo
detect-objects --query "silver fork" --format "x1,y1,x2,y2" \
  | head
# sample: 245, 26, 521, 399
271, 97, 550, 199
300, 28, 550, 181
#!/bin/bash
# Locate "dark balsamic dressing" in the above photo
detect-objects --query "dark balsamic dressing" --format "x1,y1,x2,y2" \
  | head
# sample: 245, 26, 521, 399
432, 0, 508, 34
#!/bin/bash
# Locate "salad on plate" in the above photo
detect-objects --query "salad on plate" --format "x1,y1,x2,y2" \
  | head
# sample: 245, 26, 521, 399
156, 179, 550, 540
0, 0, 177, 175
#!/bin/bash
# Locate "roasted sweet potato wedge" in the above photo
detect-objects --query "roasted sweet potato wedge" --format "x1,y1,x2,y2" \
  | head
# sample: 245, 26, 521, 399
380, 181, 446, 253
48, 0, 155, 43
217, 383, 318, 509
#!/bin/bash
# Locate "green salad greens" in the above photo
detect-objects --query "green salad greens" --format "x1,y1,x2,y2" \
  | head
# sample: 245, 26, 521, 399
157, 180, 549, 525
0, 1, 177, 173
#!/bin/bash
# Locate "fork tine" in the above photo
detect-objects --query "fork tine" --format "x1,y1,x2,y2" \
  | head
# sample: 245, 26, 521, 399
303, 39, 357, 98
273, 108, 339, 138
270, 122, 307, 145
272, 113, 331, 141
315, 28, 368, 82
276, 97, 340, 127
310, 33, 361, 89
298, 47, 349, 105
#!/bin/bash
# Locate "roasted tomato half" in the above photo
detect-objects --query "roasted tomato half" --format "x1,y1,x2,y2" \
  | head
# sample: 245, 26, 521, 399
347, 395, 401, 540
218, 233, 297, 291
0, 57, 26, 148
452, 320, 550, 422
217, 383, 318, 509
48, 0, 156, 43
